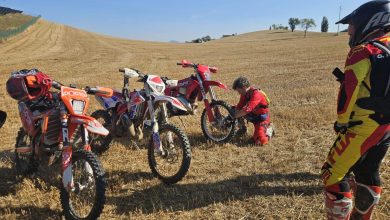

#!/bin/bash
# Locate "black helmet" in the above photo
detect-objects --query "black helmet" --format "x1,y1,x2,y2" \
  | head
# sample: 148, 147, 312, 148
337, 0, 390, 47
232, 77, 250, 90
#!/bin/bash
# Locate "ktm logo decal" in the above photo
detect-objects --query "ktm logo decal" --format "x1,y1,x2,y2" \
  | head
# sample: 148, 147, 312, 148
63, 90, 88, 98
363, 12, 390, 33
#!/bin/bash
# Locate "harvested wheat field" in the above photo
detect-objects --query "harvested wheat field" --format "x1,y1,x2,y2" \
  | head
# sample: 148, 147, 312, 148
0, 19, 389, 219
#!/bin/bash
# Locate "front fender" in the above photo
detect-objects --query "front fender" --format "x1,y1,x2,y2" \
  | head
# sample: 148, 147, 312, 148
153, 95, 187, 112
70, 115, 109, 136
204, 80, 228, 90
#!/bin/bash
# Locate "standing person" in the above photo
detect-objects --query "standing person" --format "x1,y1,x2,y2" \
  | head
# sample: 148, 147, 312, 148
231, 76, 272, 146
322, 1, 390, 219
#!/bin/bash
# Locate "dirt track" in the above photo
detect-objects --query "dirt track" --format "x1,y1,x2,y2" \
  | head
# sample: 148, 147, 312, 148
0, 20, 389, 219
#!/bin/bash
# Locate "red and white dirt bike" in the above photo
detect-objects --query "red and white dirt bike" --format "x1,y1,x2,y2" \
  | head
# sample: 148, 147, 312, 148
7, 70, 112, 220
161, 60, 237, 143
91, 68, 191, 184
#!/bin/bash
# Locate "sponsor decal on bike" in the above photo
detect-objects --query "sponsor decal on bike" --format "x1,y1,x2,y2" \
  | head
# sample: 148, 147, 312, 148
149, 76, 163, 84
178, 81, 190, 87
62, 90, 88, 98
62, 148, 72, 170
152, 132, 161, 151
62, 127, 69, 144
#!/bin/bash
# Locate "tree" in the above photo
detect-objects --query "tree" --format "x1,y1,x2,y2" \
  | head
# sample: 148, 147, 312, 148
270, 24, 288, 31
321, 16, 329, 33
300, 18, 316, 37
288, 18, 300, 32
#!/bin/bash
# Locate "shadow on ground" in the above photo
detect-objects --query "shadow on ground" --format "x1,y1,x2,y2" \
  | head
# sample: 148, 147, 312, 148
0, 150, 18, 197
0, 205, 61, 219
108, 172, 321, 214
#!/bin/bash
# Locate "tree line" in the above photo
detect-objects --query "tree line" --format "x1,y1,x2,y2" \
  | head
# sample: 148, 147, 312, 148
270, 17, 329, 37
187, 16, 330, 43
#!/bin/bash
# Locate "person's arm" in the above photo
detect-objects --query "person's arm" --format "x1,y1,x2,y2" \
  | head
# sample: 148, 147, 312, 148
337, 46, 371, 124
234, 109, 249, 118
234, 91, 263, 118
235, 95, 245, 110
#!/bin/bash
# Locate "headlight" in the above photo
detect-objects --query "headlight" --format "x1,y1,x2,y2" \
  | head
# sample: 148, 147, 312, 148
155, 85, 165, 93
72, 100, 85, 114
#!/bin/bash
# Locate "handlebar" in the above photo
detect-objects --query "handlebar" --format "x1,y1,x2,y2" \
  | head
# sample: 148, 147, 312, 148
177, 62, 195, 68
52, 81, 63, 90
84, 87, 101, 95
119, 67, 146, 79
176, 61, 217, 73
52, 80, 111, 97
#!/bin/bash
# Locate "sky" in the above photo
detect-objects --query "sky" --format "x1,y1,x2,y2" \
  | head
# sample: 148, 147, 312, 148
1, 0, 369, 42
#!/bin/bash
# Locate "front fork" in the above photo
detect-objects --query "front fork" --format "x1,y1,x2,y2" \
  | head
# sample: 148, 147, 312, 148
80, 125, 93, 182
160, 103, 169, 124
61, 114, 93, 191
204, 86, 221, 123
147, 98, 164, 154
161, 103, 174, 147
60, 111, 73, 191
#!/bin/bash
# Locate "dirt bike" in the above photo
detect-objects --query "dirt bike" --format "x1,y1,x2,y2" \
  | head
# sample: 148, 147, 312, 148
160, 60, 237, 143
0, 110, 6, 128
91, 67, 191, 184
10, 72, 112, 220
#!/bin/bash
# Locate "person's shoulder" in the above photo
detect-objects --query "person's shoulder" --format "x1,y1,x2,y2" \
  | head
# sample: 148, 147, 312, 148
346, 44, 370, 66
347, 36, 390, 64
252, 88, 265, 97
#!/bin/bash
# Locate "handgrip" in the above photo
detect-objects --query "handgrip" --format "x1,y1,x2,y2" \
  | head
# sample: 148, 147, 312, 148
52, 81, 62, 90
119, 68, 125, 73
332, 67, 345, 82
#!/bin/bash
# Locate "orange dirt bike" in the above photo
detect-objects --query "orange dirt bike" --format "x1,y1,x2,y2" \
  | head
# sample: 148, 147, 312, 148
91, 68, 191, 184
6, 69, 112, 220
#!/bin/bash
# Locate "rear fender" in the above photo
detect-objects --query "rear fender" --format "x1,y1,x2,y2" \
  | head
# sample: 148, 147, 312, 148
70, 115, 109, 136
153, 95, 187, 112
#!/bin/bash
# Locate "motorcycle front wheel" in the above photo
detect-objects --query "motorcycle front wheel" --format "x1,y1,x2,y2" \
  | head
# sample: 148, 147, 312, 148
201, 100, 237, 143
147, 123, 191, 184
60, 149, 106, 220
